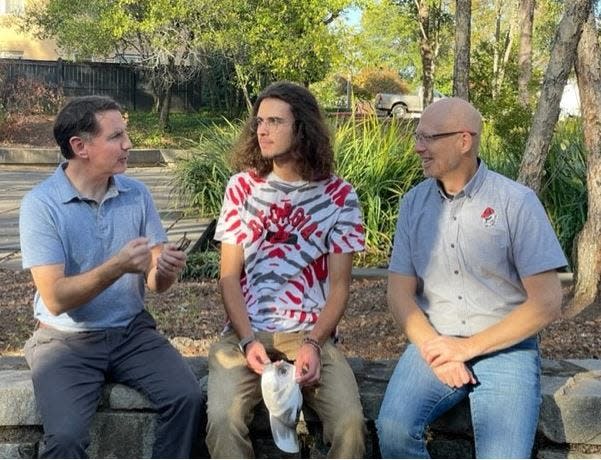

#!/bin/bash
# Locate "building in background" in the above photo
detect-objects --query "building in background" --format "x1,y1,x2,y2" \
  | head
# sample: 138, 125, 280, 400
0, 0, 58, 60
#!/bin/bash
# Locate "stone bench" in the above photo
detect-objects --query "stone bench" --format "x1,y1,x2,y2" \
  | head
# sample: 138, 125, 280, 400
1, 356, 600, 458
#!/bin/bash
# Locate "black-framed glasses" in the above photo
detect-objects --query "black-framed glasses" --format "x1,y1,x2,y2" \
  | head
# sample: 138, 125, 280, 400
413, 131, 477, 144
250, 116, 293, 132
175, 232, 191, 251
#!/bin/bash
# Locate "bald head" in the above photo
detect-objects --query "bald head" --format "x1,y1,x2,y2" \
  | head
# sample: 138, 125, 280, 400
421, 97, 482, 136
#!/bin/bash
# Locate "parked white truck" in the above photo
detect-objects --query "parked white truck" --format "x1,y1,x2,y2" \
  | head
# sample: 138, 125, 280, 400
374, 87, 445, 118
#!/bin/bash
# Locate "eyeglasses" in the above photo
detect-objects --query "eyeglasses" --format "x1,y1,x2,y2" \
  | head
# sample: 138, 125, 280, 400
250, 116, 293, 132
175, 232, 191, 251
413, 131, 477, 144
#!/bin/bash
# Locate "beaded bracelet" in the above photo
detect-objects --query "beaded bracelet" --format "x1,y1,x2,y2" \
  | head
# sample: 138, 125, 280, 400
302, 336, 322, 356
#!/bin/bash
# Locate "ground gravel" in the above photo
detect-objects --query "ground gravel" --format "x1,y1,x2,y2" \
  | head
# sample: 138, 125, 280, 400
1, 268, 599, 360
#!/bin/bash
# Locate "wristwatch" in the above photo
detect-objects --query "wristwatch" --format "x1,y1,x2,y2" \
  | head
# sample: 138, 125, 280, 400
238, 334, 256, 354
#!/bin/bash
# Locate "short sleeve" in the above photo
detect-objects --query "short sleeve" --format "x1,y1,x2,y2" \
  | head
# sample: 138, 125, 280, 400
20, 193, 65, 269
388, 194, 415, 276
327, 185, 365, 253
510, 190, 568, 277
214, 174, 252, 246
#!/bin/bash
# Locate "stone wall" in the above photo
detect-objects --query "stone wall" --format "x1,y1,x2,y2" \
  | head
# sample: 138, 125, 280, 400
1, 356, 600, 458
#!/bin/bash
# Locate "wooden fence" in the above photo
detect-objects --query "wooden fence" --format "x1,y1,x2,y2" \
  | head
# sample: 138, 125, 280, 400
0, 58, 203, 111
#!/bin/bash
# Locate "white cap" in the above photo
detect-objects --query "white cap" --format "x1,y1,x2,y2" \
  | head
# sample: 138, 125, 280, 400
261, 362, 303, 453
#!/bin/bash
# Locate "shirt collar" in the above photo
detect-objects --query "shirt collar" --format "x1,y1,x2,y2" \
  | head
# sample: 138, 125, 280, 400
435, 158, 488, 201
54, 163, 129, 204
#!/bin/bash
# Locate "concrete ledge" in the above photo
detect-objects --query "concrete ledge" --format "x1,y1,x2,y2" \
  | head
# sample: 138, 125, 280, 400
0, 148, 168, 166
1, 357, 600, 458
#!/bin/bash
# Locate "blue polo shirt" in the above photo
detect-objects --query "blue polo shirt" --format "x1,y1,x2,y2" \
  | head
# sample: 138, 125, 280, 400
19, 164, 167, 331
389, 160, 567, 337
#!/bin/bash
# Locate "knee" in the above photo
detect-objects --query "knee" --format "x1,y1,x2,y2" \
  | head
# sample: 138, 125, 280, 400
336, 409, 366, 437
376, 411, 419, 444
159, 379, 205, 419
207, 398, 246, 434
176, 380, 206, 412
42, 429, 89, 458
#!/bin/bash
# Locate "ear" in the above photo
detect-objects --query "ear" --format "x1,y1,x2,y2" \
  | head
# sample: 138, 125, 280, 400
459, 132, 474, 155
69, 136, 89, 159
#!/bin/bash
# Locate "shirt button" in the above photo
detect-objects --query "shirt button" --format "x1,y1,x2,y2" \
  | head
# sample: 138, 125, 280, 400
454, 270, 459, 275
461, 320, 466, 324
453, 217, 457, 221
458, 295, 463, 300
451, 244, 455, 248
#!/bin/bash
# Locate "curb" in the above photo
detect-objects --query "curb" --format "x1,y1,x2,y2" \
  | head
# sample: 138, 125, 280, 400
0, 147, 189, 166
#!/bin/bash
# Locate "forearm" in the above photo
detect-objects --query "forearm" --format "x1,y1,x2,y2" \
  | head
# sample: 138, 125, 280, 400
147, 265, 176, 293
219, 276, 253, 339
41, 257, 124, 315
467, 299, 561, 357
387, 274, 438, 348
465, 270, 563, 358
307, 284, 348, 345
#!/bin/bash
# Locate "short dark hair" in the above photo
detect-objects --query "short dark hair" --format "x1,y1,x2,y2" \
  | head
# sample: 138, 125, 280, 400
53, 96, 122, 159
231, 81, 334, 181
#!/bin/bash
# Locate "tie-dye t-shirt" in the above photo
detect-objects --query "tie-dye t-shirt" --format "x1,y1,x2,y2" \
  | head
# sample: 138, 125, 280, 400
215, 170, 365, 333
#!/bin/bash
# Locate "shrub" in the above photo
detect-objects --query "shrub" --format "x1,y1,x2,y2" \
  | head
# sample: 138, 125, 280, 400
352, 67, 409, 99
0, 73, 64, 116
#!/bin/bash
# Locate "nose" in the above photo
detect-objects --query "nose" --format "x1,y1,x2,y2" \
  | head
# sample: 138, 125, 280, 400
123, 132, 133, 150
415, 138, 426, 153
256, 121, 269, 136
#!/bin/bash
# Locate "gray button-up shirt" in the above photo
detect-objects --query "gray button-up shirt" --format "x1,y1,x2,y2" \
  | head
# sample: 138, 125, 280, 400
389, 160, 567, 336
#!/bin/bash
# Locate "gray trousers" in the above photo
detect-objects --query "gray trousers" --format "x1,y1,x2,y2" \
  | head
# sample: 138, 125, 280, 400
24, 310, 207, 459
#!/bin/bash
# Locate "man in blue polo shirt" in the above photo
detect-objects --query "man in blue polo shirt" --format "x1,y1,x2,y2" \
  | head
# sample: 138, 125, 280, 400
19, 96, 206, 458
377, 97, 567, 458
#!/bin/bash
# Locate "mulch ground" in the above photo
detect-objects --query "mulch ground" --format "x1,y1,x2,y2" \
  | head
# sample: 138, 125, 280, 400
2, 268, 600, 361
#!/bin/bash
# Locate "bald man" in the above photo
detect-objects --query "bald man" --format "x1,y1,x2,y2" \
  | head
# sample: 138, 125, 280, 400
376, 98, 567, 458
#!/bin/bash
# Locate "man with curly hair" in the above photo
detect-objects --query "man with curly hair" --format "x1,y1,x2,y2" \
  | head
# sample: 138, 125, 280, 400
207, 81, 366, 458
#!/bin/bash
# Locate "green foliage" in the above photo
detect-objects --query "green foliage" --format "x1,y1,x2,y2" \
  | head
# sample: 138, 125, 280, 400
540, 119, 587, 268
333, 116, 422, 265
171, 120, 238, 216
126, 112, 227, 149
181, 250, 220, 280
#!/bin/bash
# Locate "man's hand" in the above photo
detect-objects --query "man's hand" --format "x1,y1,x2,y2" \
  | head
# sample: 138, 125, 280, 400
431, 361, 477, 388
420, 335, 477, 367
156, 243, 187, 279
245, 340, 271, 375
295, 343, 321, 386
116, 237, 152, 274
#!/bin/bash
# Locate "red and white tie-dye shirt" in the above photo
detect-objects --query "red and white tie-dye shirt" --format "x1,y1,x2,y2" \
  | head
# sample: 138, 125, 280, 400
215, 170, 365, 333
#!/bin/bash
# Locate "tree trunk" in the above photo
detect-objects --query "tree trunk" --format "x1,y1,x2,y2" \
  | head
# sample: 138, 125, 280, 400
453, 0, 471, 100
518, 0, 535, 107
234, 63, 253, 112
417, 0, 435, 106
517, 0, 591, 193
158, 83, 172, 131
567, 9, 601, 317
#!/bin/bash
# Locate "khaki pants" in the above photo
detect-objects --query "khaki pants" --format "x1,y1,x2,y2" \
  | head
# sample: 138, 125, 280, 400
206, 331, 366, 458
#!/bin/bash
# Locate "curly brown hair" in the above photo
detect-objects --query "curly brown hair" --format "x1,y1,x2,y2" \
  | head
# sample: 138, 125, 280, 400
230, 81, 334, 181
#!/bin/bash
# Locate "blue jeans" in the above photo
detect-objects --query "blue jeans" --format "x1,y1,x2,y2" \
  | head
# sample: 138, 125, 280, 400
376, 339, 541, 458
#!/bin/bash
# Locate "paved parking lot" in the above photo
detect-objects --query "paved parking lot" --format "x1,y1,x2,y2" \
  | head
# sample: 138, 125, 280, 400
0, 165, 210, 271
